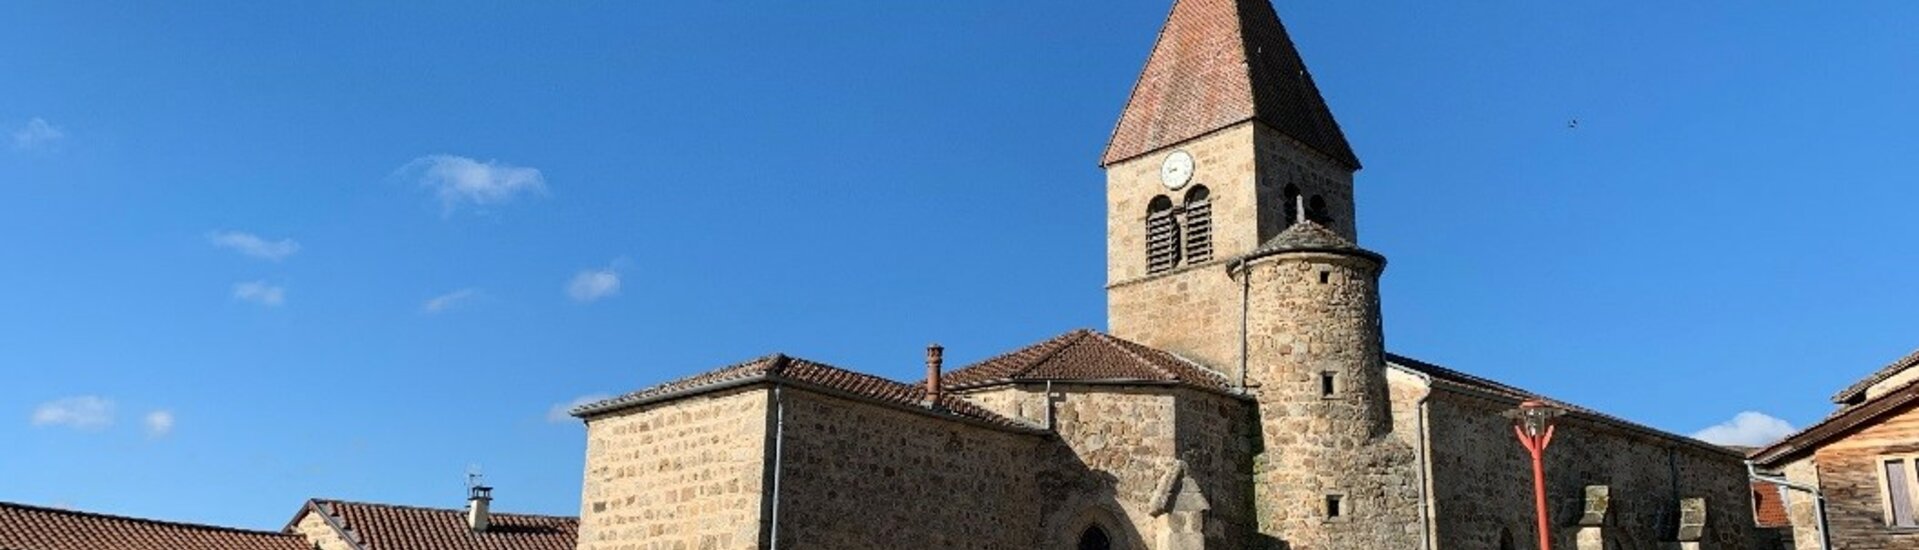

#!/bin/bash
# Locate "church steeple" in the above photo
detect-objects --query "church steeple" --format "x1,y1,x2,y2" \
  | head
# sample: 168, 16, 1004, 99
1102, 0, 1359, 170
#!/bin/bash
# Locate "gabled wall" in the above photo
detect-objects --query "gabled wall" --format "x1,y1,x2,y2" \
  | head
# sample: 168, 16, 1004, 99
577, 388, 769, 550
1802, 400, 1919, 549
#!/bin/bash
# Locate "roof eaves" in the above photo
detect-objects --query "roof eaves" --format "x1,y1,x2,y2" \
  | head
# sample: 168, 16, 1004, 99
771, 375, 1047, 434
572, 373, 773, 419
1756, 377, 1919, 466
1831, 347, 1919, 404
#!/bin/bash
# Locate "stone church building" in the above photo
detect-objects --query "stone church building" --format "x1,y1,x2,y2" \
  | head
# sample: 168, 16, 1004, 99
569, 1, 1776, 548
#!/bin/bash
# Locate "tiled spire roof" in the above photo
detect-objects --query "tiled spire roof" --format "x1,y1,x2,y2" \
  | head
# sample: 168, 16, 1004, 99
1102, 0, 1359, 169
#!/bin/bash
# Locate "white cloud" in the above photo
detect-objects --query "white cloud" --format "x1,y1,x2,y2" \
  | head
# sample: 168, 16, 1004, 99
1692, 411, 1796, 447
567, 268, 621, 303
207, 231, 300, 261
10, 118, 65, 151
422, 288, 480, 314
547, 394, 611, 423
398, 155, 546, 213
232, 281, 286, 307
30, 396, 115, 430
144, 410, 175, 438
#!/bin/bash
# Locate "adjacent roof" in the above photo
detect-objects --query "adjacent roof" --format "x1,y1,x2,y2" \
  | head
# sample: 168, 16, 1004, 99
0, 501, 306, 550
1387, 354, 1743, 458
942, 329, 1236, 395
1103, 0, 1359, 169
1831, 346, 1919, 404
292, 499, 576, 550
1753, 376, 1919, 465
571, 353, 1035, 431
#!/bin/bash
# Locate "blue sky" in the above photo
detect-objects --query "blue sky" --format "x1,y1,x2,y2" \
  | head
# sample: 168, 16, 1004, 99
4, 0, 1917, 531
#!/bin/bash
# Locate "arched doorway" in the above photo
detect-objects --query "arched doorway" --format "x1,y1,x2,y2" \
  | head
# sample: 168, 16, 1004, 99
1077, 524, 1112, 550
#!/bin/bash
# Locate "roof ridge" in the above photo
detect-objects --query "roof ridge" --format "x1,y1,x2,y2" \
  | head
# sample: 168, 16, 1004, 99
1832, 345, 1919, 403
313, 498, 580, 521
1017, 329, 1098, 380
1089, 331, 1178, 382
0, 500, 301, 537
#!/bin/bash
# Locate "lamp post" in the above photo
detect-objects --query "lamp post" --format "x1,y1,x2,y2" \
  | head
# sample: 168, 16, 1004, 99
1508, 399, 1565, 550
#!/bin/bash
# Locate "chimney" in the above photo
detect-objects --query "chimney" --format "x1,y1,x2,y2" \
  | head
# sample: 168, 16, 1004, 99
466, 485, 492, 532
924, 344, 945, 407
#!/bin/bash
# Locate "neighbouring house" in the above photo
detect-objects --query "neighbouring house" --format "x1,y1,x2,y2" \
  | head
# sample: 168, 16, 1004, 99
0, 487, 577, 550
1753, 348, 1919, 549
563, 1, 1783, 548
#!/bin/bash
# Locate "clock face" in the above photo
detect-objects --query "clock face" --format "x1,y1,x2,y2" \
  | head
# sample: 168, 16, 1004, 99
1160, 151, 1195, 190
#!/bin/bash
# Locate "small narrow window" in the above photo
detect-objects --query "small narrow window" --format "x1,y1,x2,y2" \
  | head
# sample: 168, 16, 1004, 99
1886, 458, 1918, 527
1145, 196, 1181, 274
1183, 186, 1212, 264
1325, 494, 1345, 519
1319, 271, 1331, 284
1320, 372, 1338, 398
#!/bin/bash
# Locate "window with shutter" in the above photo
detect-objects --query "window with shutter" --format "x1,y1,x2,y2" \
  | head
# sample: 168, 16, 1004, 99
1886, 458, 1918, 527
1146, 195, 1181, 274
1183, 186, 1212, 264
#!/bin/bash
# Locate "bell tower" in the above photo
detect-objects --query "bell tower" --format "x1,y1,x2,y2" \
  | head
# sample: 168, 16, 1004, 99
1102, 2, 1423, 548
1104, 0, 1363, 369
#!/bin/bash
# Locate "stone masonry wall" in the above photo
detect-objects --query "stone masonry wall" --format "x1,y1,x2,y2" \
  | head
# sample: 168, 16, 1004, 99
1780, 458, 1823, 550
1805, 401, 1919, 550
1251, 124, 1357, 243
1172, 388, 1260, 549
1038, 387, 1182, 549
291, 510, 355, 550
577, 388, 769, 550
1107, 123, 1262, 286
1243, 252, 1422, 549
773, 388, 1043, 549
1425, 390, 1771, 549
1108, 266, 1245, 375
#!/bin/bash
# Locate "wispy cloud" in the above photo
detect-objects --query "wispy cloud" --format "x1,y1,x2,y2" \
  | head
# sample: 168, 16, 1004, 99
207, 231, 300, 261
1692, 411, 1796, 447
547, 394, 611, 423
30, 396, 115, 430
567, 267, 621, 303
10, 118, 65, 151
422, 288, 481, 314
144, 410, 175, 438
232, 281, 286, 307
397, 155, 546, 214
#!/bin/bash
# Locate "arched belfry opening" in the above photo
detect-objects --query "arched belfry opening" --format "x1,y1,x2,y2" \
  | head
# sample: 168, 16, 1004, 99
1145, 195, 1180, 274
1281, 184, 1302, 231
1077, 524, 1112, 550
1182, 185, 1212, 263
1307, 195, 1333, 225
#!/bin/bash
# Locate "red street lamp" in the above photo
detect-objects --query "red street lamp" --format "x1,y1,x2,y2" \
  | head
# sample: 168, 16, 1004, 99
1507, 399, 1565, 550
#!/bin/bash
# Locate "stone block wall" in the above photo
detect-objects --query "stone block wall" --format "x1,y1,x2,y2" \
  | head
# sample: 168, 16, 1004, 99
1108, 267, 1245, 376
290, 510, 355, 550
577, 388, 769, 550
772, 388, 1044, 549
1172, 388, 1259, 549
1038, 387, 1183, 549
1779, 458, 1823, 550
1106, 123, 1262, 286
1425, 390, 1771, 549
1251, 124, 1357, 243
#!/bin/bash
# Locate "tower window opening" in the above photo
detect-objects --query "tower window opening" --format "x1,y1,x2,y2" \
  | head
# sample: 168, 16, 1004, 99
1281, 184, 1302, 229
1320, 372, 1339, 398
1318, 271, 1331, 284
1145, 196, 1181, 274
1307, 195, 1333, 225
1183, 186, 1212, 264
1077, 525, 1112, 550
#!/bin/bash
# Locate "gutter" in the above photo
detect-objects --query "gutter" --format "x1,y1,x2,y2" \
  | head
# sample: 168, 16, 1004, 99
1390, 365, 1437, 550
769, 385, 787, 550
1747, 461, 1831, 550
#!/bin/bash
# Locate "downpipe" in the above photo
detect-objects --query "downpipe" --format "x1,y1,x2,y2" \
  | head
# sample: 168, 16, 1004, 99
1747, 460, 1830, 550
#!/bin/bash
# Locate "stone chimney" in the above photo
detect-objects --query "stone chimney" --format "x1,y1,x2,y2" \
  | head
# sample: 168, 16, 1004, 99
924, 344, 944, 407
466, 485, 492, 532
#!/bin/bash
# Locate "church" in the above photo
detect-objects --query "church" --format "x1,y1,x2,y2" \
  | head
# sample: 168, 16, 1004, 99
568, 1, 1777, 548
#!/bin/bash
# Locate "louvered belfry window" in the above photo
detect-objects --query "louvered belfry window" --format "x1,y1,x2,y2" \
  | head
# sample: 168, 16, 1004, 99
1146, 195, 1181, 274
1183, 186, 1212, 264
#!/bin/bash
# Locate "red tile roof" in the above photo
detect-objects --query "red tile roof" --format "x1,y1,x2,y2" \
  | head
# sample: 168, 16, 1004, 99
1751, 481, 1792, 528
296, 499, 576, 550
942, 329, 1235, 394
1103, 0, 1359, 168
572, 354, 1036, 431
0, 501, 306, 550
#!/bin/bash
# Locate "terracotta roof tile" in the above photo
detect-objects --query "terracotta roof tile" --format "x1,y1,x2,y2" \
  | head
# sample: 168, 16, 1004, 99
1751, 482, 1792, 528
943, 329, 1234, 394
0, 501, 306, 550
572, 354, 1033, 430
307, 500, 576, 550
1103, 0, 1359, 168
